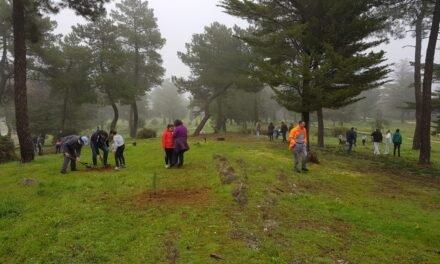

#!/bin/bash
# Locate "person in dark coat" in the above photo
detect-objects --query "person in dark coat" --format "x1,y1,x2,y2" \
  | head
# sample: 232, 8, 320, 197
280, 122, 288, 143
346, 128, 355, 154
173, 119, 189, 167
90, 129, 109, 168
267, 122, 275, 141
371, 129, 383, 156
60, 135, 88, 174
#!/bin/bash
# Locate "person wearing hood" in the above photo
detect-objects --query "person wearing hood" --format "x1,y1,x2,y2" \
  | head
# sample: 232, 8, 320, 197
392, 129, 403, 157
60, 135, 88, 174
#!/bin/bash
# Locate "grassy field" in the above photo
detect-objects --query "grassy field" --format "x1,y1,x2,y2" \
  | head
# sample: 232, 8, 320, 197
0, 133, 439, 264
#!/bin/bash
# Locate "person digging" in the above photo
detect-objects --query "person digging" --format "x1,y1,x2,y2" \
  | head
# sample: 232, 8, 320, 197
90, 129, 110, 169
60, 135, 89, 174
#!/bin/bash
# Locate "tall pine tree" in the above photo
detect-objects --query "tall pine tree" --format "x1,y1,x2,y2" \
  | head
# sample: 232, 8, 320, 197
221, 0, 390, 147
111, 0, 165, 137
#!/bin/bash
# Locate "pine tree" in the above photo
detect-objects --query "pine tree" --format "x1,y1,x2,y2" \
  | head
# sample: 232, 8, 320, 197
221, 0, 390, 147
175, 22, 260, 135
111, 0, 165, 138
72, 15, 131, 130
12, 0, 109, 162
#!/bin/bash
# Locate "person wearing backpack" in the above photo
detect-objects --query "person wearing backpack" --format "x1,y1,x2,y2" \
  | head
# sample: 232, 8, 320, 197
392, 129, 402, 157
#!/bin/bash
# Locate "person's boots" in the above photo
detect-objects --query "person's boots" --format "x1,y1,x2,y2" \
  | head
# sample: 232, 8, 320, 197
294, 167, 301, 173
302, 167, 309, 172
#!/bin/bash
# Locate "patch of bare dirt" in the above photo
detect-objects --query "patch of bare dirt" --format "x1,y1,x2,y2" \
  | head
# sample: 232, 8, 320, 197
80, 165, 114, 173
295, 218, 352, 234
163, 239, 179, 264
232, 182, 248, 206
132, 188, 211, 206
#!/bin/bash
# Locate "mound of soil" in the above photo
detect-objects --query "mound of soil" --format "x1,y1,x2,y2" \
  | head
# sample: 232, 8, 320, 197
132, 188, 211, 206
80, 165, 114, 173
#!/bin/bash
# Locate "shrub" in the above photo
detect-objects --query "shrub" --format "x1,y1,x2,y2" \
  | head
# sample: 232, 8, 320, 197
136, 128, 157, 139
149, 118, 159, 126
0, 136, 17, 163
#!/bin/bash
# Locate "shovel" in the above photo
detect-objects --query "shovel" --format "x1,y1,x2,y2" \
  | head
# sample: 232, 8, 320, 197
66, 156, 92, 169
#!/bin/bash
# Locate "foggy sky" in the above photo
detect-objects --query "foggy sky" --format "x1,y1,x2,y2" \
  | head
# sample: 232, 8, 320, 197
53, 0, 420, 79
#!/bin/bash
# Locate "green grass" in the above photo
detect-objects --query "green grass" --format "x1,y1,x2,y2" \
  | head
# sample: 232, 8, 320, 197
0, 134, 439, 263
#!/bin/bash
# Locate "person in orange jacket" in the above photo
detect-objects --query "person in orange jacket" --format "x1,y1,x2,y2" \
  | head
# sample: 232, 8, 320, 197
289, 120, 308, 172
162, 124, 175, 168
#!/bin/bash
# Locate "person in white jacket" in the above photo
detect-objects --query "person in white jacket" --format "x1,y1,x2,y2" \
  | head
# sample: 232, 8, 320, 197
110, 130, 125, 171
385, 130, 392, 155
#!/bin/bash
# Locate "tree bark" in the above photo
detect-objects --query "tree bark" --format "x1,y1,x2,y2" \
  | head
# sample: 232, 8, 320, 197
215, 96, 226, 133
110, 102, 119, 131
412, 6, 425, 150
105, 86, 118, 131
61, 87, 69, 132
0, 33, 8, 98
301, 111, 310, 150
253, 93, 259, 122
193, 111, 211, 136
190, 83, 233, 136
129, 100, 138, 138
419, 0, 440, 164
13, 0, 34, 162
317, 108, 324, 147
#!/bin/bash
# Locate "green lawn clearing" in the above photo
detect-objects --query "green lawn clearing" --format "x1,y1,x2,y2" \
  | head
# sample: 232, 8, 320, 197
0, 134, 439, 263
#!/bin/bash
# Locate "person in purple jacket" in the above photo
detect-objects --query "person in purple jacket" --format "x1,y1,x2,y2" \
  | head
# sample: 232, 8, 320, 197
172, 119, 189, 168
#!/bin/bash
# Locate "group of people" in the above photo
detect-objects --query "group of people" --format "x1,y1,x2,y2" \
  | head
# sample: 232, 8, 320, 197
371, 128, 403, 157
161, 119, 190, 168
256, 121, 291, 143
56, 119, 189, 174
59, 129, 125, 174
342, 127, 403, 156
260, 119, 406, 174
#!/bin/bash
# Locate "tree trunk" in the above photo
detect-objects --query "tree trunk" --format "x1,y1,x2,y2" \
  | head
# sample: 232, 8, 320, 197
302, 111, 310, 150
215, 96, 226, 133
253, 93, 259, 122
13, 0, 34, 162
419, 0, 440, 164
413, 7, 425, 150
317, 108, 324, 147
110, 102, 119, 131
105, 87, 118, 131
0, 33, 8, 98
61, 87, 69, 132
193, 111, 211, 136
129, 100, 138, 138
6, 121, 12, 138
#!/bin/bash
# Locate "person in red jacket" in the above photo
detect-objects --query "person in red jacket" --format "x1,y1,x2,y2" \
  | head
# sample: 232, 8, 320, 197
162, 124, 175, 168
